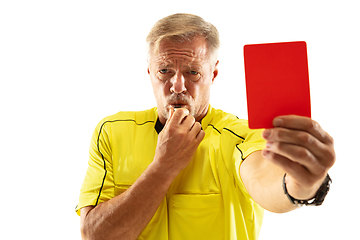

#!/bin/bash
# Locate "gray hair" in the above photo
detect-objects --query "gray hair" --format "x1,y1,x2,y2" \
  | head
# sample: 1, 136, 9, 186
146, 13, 220, 65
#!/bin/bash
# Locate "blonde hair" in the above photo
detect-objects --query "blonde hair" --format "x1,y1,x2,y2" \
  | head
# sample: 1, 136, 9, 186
146, 13, 220, 65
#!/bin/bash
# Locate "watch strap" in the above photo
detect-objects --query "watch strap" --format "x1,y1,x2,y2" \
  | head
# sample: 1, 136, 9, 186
283, 173, 332, 206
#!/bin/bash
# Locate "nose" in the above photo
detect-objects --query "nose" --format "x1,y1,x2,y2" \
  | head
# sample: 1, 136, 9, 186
170, 72, 186, 94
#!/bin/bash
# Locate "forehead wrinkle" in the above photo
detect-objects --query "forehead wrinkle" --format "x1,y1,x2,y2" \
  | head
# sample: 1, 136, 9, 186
154, 49, 206, 68
156, 58, 204, 70
159, 46, 206, 58
165, 48, 207, 59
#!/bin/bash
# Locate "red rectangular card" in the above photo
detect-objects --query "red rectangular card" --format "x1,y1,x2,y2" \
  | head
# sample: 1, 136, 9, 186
243, 41, 311, 129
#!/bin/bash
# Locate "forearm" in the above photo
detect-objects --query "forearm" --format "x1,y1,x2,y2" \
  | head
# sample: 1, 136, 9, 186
80, 108, 205, 240
241, 151, 299, 213
81, 161, 176, 240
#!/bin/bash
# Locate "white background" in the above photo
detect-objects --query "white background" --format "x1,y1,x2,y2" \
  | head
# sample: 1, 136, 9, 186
1, 0, 359, 239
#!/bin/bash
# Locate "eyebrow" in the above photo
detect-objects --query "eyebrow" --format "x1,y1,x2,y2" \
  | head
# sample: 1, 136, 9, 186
156, 59, 203, 70
187, 62, 202, 69
157, 62, 174, 68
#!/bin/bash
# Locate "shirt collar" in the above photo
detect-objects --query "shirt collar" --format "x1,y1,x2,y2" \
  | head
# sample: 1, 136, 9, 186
155, 117, 164, 134
154, 104, 214, 134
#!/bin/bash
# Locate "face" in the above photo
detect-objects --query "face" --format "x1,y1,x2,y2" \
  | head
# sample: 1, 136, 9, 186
148, 36, 219, 125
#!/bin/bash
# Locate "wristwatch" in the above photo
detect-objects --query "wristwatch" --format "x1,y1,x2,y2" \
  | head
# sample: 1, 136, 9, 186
282, 173, 332, 206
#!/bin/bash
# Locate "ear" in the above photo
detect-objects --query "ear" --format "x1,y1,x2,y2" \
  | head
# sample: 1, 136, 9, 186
147, 58, 151, 75
212, 60, 219, 83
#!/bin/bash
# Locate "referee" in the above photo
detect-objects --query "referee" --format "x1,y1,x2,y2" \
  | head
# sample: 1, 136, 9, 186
76, 13, 335, 240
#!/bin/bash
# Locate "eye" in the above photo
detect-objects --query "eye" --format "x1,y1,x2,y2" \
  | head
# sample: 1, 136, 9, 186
187, 70, 201, 81
159, 69, 169, 74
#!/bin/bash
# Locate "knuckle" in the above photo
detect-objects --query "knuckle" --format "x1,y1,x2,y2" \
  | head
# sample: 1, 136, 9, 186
317, 167, 328, 178
195, 123, 203, 132
181, 128, 189, 135
176, 128, 187, 137
330, 150, 336, 163
194, 121, 201, 128
298, 132, 313, 145
297, 147, 313, 161
196, 131, 205, 141
186, 114, 195, 121
324, 148, 336, 167
168, 124, 178, 133
305, 119, 318, 132
326, 134, 335, 145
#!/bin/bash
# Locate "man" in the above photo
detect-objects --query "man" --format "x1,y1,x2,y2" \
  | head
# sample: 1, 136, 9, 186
76, 13, 335, 240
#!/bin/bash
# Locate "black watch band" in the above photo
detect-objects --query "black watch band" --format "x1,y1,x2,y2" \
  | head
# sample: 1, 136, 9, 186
283, 173, 332, 206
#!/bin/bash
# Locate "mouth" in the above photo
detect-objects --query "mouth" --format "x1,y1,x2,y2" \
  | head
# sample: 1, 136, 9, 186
169, 103, 188, 109
172, 104, 184, 109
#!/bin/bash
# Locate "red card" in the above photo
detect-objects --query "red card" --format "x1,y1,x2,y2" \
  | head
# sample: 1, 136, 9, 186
244, 41, 311, 129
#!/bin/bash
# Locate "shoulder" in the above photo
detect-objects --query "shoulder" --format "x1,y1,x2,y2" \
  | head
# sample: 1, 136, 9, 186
99, 107, 157, 124
94, 107, 158, 131
208, 107, 251, 137
209, 107, 265, 159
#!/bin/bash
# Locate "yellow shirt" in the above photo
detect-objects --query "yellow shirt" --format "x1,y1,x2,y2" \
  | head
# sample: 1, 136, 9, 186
76, 105, 266, 240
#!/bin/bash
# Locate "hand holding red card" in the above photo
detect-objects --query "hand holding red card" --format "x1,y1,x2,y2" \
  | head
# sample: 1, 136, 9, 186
244, 41, 311, 129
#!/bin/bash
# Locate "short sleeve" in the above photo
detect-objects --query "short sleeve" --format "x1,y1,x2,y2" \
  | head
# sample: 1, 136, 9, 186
237, 128, 266, 160
75, 120, 115, 216
233, 128, 266, 197
220, 126, 265, 188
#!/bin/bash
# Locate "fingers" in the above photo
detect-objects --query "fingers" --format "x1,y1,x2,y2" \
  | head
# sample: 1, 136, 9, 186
165, 108, 204, 140
190, 121, 205, 141
263, 115, 335, 165
262, 150, 313, 184
164, 107, 189, 129
262, 150, 320, 190
263, 141, 325, 176
261, 115, 336, 200
262, 115, 335, 177
169, 108, 190, 124
163, 107, 175, 129
182, 113, 196, 128
263, 127, 332, 166
169, 107, 175, 118
272, 115, 334, 145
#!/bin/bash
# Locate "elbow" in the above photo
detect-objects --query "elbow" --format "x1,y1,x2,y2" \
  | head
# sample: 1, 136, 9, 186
80, 206, 96, 240
80, 222, 107, 240
80, 214, 132, 240
262, 203, 300, 214
79, 205, 138, 240
80, 220, 93, 240
265, 208, 294, 214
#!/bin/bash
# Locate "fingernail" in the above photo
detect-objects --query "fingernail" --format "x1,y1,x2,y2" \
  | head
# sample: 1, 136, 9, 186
183, 108, 190, 115
266, 141, 273, 148
273, 118, 283, 127
262, 149, 270, 156
262, 129, 271, 138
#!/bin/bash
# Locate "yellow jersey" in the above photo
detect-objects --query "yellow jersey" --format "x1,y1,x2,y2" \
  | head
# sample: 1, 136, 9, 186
76, 105, 266, 240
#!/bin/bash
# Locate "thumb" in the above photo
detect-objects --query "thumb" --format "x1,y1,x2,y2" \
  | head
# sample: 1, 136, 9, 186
169, 107, 175, 118
164, 107, 175, 129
